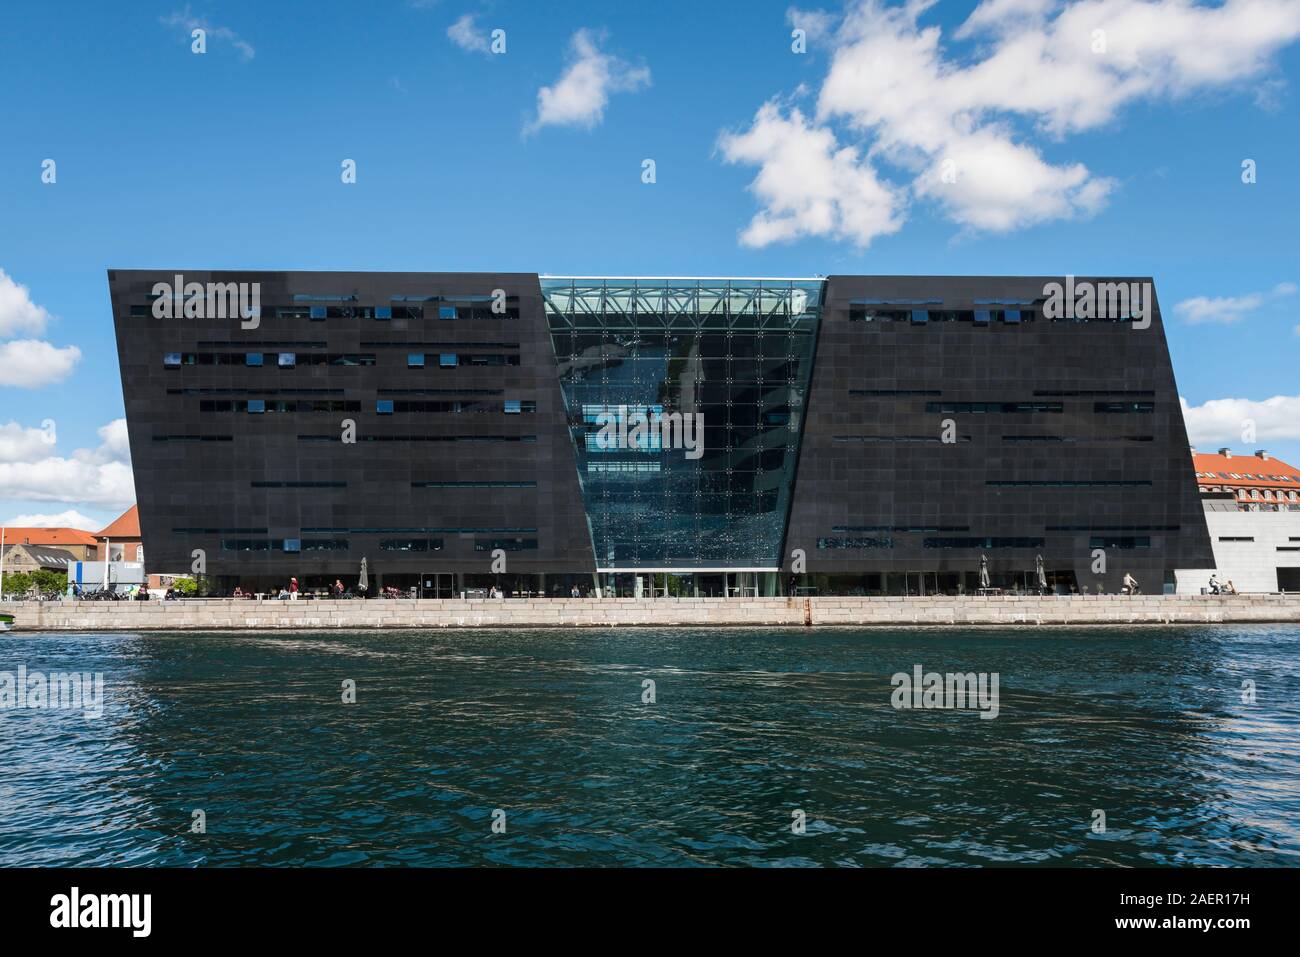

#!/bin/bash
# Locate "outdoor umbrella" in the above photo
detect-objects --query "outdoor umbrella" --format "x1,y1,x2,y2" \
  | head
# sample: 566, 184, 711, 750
1036, 554, 1048, 593
358, 556, 369, 595
979, 554, 990, 589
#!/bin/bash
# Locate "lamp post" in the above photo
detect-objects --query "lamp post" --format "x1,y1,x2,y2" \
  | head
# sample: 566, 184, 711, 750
1, 525, 6, 600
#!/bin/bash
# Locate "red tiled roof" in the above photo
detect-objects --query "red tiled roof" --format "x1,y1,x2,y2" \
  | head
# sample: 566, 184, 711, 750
0, 526, 99, 548
96, 505, 140, 539
1193, 450, 1300, 490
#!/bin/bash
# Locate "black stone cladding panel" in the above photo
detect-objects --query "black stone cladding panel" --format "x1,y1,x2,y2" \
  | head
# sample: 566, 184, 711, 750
109, 270, 596, 581
784, 275, 1214, 591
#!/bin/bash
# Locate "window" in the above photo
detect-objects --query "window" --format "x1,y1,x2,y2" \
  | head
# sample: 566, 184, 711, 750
439, 306, 457, 320
439, 353, 458, 368
309, 306, 327, 320
247, 399, 265, 413
278, 353, 296, 368
282, 538, 301, 553
504, 400, 522, 414
407, 353, 425, 368
973, 309, 991, 324
164, 353, 182, 367
910, 309, 929, 323
1218, 536, 1254, 542
245, 353, 264, 367
376, 400, 394, 414
375, 307, 392, 320
1003, 309, 1022, 323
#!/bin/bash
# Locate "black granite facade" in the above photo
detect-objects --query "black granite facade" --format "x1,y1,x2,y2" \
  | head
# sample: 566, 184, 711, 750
111, 270, 1212, 595
783, 275, 1214, 593
109, 270, 594, 592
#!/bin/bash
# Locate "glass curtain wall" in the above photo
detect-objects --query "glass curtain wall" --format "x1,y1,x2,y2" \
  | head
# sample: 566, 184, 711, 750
542, 278, 824, 569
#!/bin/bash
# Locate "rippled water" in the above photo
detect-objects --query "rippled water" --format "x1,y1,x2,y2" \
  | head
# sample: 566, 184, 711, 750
1, 626, 1298, 866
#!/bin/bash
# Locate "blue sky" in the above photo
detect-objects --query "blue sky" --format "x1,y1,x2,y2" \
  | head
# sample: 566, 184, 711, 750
1, 0, 1298, 529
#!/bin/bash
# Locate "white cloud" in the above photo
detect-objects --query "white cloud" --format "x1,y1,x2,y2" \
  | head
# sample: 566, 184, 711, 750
787, 6, 840, 44
718, 100, 906, 247
1181, 395, 1300, 444
0, 340, 81, 388
2, 509, 102, 531
0, 422, 58, 463
0, 268, 51, 338
0, 418, 134, 510
723, 0, 1300, 246
525, 29, 650, 134
161, 6, 255, 60
1173, 280, 1295, 324
447, 13, 489, 54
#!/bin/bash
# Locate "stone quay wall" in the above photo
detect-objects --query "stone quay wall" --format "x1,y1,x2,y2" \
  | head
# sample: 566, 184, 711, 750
6, 593, 1300, 631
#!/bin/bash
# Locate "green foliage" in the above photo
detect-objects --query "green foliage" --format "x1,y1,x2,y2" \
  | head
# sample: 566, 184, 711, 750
171, 577, 199, 596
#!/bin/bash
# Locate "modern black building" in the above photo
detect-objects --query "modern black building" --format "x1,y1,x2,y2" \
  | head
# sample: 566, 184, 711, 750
109, 270, 1213, 597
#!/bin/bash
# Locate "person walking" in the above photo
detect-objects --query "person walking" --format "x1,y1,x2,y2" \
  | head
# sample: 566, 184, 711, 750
289, 577, 299, 601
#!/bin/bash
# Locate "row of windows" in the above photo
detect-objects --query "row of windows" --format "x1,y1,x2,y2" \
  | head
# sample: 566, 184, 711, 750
169, 387, 344, 396
301, 526, 536, 534
297, 434, 537, 443
848, 389, 942, 397
846, 306, 1141, 324
832, 435, 973, 443
376, 400, 535, 414
833, 525, 971, 532
202, 400, 361, 413
163, 351, 523, 368
165, 352, 375, 367
922, 537, 1048, 549
221, 536, 540, 553
405, 353, 522, 367
222, 539, 348, 552
133, 303, 521, 321
1198, 471, 1299, 483
818, 535, 1050, 550
1087, 536, 1151, 549
411, 481, 537, 488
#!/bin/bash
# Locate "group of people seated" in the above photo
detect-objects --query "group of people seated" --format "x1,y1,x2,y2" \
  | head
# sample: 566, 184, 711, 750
1208, 575, 1238, 595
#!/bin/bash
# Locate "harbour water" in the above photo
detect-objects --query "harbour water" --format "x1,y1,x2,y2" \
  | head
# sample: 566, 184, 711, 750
1, 626, 1297, 866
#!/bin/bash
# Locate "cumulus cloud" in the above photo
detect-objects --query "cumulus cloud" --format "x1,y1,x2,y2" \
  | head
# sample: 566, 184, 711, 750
718, 101, 906, 247
0, 417, 134, 510
447, 13, 490, 53
1173, 280, 1295, 324
0, 269, 81, 389
525, 29, 650, 134
0, 268, 51, 338
161, 6, 255, 60
0, 340, 82, 388
2, 509, 102, 531
722, 0, 1300, 247
1181, 395, 1300, 444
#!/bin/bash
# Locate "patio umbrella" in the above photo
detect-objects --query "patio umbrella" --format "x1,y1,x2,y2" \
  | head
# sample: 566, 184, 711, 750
1036, 554, 1048, 593
979, 554, 990, 589
358, 556, 369, 595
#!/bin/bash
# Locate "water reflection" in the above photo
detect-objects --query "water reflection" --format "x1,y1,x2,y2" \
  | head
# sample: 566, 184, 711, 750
1, 626, 1296, 866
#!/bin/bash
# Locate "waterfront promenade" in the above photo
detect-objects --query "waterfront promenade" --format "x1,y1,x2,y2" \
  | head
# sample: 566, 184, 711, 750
6, 593, 1300, 630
